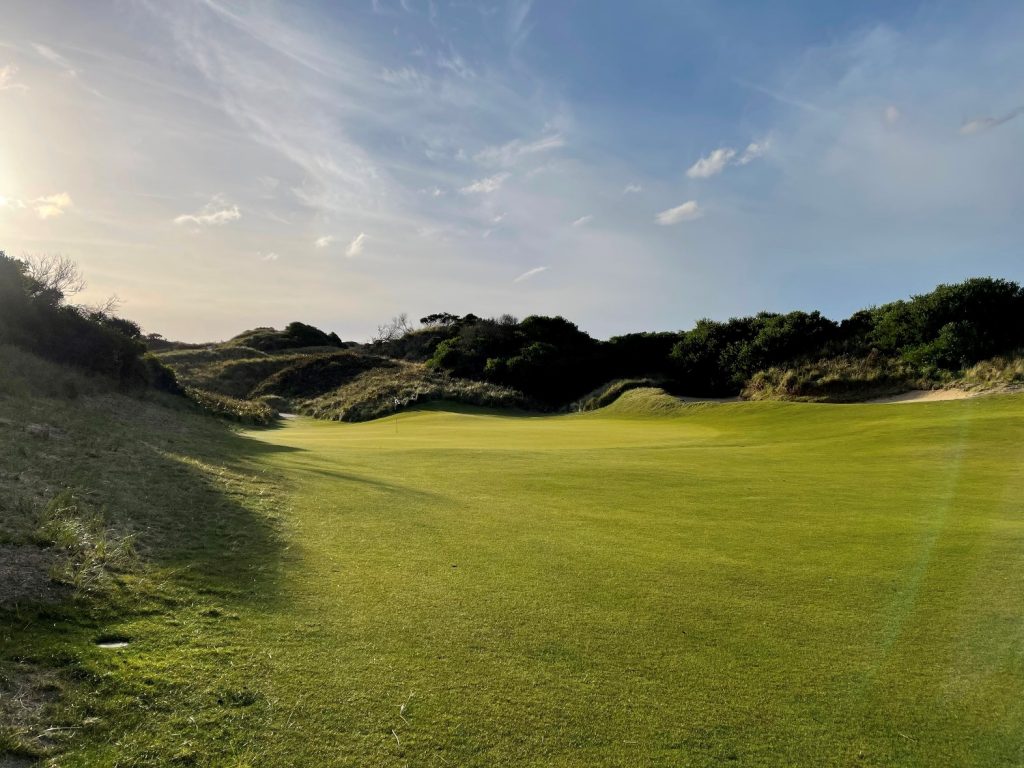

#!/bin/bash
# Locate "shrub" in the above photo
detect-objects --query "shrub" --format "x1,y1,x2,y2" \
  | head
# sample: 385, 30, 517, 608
185, 387, 277, 425
36, 490, 137, 597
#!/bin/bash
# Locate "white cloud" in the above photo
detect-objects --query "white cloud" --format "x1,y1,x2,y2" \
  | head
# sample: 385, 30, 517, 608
0, 193, 69, 218
173, 198, 241, 226
571, 215, 592, 227
686, 139, 769, 178
314, 235, 336, 248
623, 183, 643, 194
884, 105, 901, 125
33, 193, 73, 220
736, 139, 769, 165
0, 64, 27, 91
655, 200, 702, 225
460, 172, 510, 194
437, 49, 474, 79
686, 148, 736, 179
260, 252, 280, 261
346, 232, 367, 257
33, 43, 77, 77
380, 66, 431, 91
513, 266, 547, 283
474, 134, 565, 166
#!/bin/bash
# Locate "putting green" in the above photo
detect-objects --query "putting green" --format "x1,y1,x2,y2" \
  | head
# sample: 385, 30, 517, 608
209, 393, 1023, 766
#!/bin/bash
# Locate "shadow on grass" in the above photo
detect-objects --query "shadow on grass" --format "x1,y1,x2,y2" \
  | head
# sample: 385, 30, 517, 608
291, 464, 449, 502
124, 424, 303, 604
400, 399, 547, 419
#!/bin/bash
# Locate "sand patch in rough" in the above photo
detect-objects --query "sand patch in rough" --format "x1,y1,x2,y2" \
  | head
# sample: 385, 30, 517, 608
867, 389, 975, 404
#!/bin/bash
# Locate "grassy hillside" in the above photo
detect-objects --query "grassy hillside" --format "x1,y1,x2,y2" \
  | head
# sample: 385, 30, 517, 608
0, 345, 285, 762
7, 377, 1018, 765
157, 343, 532, 423
156, 331, 1024, 426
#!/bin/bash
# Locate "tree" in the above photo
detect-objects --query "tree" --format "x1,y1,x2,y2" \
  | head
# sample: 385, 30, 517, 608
25, 253, 86, 301
374, 313, 414, 343
419, 312, 460, 327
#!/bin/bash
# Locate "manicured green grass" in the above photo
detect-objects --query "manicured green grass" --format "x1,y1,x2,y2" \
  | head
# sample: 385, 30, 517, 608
7, 388, 1024, 766
225, 393, 1024, 765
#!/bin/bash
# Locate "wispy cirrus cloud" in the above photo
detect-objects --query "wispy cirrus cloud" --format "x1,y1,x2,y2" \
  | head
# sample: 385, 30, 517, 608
460, 172, 510, 194
513, 265, 547, 283
571, 215, 592, 227
474, 133, 565, 166
173, 198, 241, 226
655, 200, 701, 225
623, 183, 643, 194
314, 235, 336, 249
33, 43, 77, 76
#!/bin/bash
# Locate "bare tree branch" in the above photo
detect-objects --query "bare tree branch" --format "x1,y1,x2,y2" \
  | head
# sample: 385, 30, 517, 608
79, 294, 123, 317
24, 253, 86, 298
373, 313, 415, 343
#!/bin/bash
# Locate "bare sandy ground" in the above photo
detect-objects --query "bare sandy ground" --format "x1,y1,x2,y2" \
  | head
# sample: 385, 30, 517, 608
866, 389, 976, 404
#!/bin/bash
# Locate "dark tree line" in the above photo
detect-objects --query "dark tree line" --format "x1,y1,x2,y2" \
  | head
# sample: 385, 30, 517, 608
5, 246, 1021, 410
376, 277, 1024, 403
0, 252, 179, 391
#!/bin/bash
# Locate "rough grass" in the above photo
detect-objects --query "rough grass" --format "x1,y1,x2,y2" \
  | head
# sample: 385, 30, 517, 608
249, 351, 393, 401
300, 360, 530, 421
0, 345, 286, 762
957, 352, 1024, 391
743, 355, 935, 401
185, 387, 277, 425
744, 353, 1024, 402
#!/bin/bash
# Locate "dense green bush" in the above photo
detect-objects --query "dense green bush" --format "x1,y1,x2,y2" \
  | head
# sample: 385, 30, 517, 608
226, 322, 345, 352
0, 251, 180, 391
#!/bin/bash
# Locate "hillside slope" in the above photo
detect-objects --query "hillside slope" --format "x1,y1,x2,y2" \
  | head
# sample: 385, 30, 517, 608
0, 345, 284, 761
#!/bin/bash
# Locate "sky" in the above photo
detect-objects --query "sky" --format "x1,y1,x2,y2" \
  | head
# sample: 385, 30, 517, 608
1, 0, 1022, 342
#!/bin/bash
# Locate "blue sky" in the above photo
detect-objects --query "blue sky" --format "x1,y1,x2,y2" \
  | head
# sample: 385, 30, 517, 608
1, 1, 1022, 341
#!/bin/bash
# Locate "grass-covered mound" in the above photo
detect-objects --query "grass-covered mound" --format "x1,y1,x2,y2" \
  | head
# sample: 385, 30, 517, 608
571, 378, 668, 411
250, 351, 395, 401
300, 360, 530, 421
0, 344, 284, 761
587, 386, 717, 416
